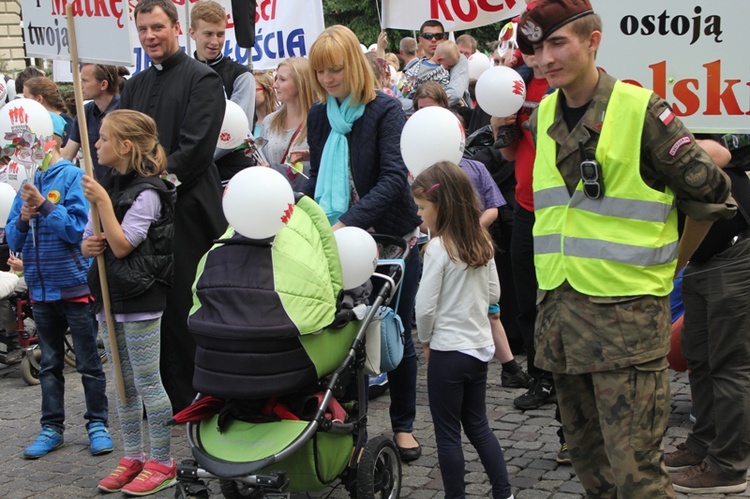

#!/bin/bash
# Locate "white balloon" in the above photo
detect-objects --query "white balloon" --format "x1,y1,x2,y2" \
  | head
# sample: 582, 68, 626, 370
401, 106, 465, 178
0, 98, 54, 138
222, 167, 295, 239
0, 182, 17, 228
217, 100, 250, 150
475, 66, 526, 118
468, 53, 491, 80
334, 227, 378, 290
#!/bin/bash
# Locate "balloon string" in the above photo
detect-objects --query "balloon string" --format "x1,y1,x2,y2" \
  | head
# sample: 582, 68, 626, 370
26, 163, 38, 247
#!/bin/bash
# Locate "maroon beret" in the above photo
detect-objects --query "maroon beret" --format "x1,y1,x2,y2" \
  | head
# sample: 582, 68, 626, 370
517, 0, 594, 55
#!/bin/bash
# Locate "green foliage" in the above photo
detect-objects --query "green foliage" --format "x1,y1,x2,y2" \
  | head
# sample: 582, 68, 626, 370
321, 0, 511, 55
57, 82, 77, 118
322, 0, 382, 48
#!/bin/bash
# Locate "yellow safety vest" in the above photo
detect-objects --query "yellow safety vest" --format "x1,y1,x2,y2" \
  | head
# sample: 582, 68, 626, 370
533, 82, 678, 297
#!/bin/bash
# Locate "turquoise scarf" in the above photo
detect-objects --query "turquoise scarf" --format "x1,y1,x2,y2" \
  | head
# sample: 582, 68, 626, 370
314, 95, 365, 225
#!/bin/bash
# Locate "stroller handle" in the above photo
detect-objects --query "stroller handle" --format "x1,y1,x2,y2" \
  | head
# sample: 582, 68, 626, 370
370, 233, 409, 261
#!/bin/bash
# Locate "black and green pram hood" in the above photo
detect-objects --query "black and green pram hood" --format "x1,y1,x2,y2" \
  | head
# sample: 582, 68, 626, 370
188, 194, 361, 400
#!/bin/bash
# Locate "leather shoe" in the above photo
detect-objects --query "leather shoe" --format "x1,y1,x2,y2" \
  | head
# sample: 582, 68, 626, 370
394, 436, 421, 463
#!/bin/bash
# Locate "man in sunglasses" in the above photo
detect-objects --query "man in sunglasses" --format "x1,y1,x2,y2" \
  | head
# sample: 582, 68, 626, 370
399, 20, 470, 113
417, 21, 446, 60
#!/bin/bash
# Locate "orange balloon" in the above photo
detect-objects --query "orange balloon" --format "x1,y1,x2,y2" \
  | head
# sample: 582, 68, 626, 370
667, 314, 688, 372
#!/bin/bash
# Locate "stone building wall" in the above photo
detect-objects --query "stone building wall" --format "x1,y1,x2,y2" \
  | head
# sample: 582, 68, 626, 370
0, 0, 25, 75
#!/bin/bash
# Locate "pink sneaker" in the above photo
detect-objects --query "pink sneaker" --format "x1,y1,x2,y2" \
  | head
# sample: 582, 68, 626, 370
121, 459, 177, 496
98, 457, 144, 493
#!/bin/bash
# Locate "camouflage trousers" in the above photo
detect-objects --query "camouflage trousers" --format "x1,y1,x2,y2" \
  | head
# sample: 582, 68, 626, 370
554, 360, 675, 498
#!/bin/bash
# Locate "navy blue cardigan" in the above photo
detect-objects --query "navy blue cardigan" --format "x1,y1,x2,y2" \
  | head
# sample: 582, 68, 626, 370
302, 93, 421, 237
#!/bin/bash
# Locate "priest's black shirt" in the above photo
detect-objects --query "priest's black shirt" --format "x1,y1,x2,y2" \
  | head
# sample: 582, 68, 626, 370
120, 50, 225, 192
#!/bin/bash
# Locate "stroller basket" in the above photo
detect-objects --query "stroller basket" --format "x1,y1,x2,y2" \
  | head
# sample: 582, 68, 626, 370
191, 417, 351, 492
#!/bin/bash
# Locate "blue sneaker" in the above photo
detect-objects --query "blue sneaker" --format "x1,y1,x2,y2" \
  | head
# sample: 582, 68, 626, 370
88, 422, 114, 455
24, 426, 64, 459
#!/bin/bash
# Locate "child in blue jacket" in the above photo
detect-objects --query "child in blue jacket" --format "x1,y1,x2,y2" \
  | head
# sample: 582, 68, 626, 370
5, 114, 112, 460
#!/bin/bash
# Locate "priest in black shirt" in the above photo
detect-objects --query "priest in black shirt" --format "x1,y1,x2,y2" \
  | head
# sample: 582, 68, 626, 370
120, 0, 227, 412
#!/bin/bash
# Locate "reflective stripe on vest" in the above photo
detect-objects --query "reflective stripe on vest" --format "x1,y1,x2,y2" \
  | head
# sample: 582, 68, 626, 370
532, 82, 678, 297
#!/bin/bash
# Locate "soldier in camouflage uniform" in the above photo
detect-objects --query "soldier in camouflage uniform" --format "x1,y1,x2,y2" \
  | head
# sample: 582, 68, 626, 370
516, 0, 737, 497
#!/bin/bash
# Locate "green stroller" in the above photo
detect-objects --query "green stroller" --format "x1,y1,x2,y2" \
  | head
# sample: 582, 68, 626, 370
174, 194, 406, 499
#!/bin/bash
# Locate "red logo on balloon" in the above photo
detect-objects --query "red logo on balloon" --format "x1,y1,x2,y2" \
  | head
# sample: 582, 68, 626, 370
220, 132, 231, 142
280, 203, 294, 224
8, 106, 29, 125
512, 80, 524, 96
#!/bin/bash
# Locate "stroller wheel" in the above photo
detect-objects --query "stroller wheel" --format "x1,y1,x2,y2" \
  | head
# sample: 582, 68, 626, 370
21, 348, 41, 386
356, 436, 401, 499
219, 479, 261, 499
174, 480, 209, 499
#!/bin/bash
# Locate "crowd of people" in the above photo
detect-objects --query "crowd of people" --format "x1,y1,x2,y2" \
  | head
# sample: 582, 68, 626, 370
1, 0, 749, 497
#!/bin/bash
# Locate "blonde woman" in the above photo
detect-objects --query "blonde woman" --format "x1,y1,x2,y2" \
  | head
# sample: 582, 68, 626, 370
303, 25, 423, 463
259, 58, 315, 190
252, 72, 276, 138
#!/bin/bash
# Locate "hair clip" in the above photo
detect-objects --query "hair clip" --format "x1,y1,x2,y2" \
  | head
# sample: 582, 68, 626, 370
425, 183, 441, 195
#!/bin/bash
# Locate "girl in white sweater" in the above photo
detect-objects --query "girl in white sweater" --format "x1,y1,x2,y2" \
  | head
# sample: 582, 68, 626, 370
413, 161, 512, 499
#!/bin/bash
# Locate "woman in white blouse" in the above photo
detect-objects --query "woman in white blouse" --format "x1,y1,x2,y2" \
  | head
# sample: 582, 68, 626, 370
260, 57, 316, 190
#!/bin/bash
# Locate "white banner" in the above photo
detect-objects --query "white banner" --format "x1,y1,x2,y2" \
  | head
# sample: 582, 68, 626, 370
251, 0, 324, 70
53, 0, 324, 80
20, 0, 134, 65
596, 1, 749, 133
383, 0, 524, 32
129, 0, 323, 73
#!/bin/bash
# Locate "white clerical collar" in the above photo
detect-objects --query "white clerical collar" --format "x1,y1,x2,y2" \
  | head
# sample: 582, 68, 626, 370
153, 63, 164, 71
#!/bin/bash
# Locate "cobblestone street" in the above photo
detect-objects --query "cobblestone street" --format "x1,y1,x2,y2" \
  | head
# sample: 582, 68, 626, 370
0, 344, 745, 499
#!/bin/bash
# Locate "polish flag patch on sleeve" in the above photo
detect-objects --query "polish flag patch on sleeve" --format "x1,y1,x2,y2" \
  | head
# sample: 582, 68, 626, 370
659, 107, 675, 127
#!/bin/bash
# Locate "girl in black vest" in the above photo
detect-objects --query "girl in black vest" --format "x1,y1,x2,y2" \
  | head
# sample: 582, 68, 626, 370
81, 110, 177, 496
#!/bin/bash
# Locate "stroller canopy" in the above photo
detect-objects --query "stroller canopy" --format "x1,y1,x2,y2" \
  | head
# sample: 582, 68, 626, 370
188, 195, 355, 399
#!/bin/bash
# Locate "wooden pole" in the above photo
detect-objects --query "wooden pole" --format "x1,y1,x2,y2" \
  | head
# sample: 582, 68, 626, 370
66, 5, 126, 406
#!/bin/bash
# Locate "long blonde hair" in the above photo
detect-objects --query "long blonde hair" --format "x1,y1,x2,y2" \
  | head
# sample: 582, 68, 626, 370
308, 25, 376, 106
268, 57, 315, 146
102, 110, 166, 177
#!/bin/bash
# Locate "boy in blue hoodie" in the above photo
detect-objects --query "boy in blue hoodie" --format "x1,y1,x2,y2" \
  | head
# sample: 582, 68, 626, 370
5, 113, 112, 459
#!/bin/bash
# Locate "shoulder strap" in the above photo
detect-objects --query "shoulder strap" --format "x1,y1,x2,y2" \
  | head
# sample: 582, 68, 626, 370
280, 122, 304, 164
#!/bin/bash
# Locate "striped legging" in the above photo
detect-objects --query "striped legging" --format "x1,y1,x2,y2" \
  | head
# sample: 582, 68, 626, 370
100, 318, 172, 462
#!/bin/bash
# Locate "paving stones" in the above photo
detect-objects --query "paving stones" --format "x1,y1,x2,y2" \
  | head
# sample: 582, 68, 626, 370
0, 346, 733, 498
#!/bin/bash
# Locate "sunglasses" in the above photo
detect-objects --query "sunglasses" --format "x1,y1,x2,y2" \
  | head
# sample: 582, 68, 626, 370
420, 32, 446, 41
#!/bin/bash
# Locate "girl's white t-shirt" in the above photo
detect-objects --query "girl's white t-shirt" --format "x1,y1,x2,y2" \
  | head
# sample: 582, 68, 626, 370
415, 236, 499, 358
